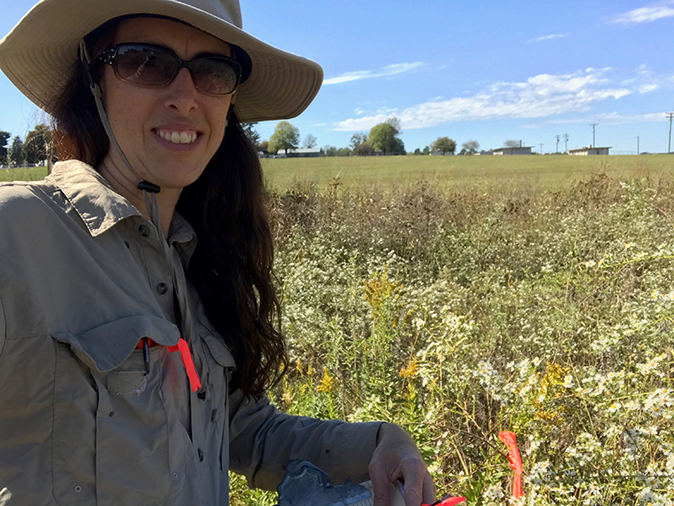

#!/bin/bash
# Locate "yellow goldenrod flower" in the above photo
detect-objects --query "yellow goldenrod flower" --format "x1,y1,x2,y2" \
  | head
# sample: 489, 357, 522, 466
317, 367, 337, 393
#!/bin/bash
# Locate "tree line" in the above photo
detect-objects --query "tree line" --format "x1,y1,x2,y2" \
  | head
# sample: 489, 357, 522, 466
0, 124, 54, 167
245, 118, 484, 157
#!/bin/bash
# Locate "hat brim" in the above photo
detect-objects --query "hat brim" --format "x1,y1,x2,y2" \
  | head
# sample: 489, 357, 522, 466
0, 0, 323, 123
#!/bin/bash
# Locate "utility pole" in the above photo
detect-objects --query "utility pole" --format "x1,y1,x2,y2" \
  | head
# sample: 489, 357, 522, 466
563, 133, 569, 153
637, 136, 640, 155
539, 143, 544, 155
590, 124, 598, 148
667, 113, 674, 154
555, 135, 561, 153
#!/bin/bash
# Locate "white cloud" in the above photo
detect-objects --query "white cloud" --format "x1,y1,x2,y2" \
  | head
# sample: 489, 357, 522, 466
524, 112, 667, 128
528, 33, 568, 43
611, 2, 674, 24
323, 62, 424, 85
639, 84, 659, 93
334, 68, 633, 131
354, 108, 364, 115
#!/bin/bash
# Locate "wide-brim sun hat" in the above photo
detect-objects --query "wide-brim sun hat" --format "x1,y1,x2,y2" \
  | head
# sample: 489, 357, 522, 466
0, 0, 323, 123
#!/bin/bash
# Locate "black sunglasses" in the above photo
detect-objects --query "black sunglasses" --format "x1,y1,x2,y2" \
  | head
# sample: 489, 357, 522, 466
97, 43, 243, 96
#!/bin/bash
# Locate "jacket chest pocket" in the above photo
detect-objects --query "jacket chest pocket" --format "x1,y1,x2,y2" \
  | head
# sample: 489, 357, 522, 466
51, 317, 184, 506
199, 331, 236, 473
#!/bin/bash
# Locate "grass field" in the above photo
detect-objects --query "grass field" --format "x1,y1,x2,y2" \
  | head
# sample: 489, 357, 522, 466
3, 155, 673, 191
0, 166, 48, 182
261, 154, 674, 191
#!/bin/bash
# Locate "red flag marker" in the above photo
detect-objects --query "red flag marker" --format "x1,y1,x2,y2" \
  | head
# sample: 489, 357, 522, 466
499, 431, 524, 498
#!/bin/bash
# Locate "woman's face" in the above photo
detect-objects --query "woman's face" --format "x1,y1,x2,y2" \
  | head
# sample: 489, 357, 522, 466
101, 17, 233, 191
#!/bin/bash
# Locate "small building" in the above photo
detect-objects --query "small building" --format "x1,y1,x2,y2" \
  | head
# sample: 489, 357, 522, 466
430, 151, 454, 156
492, 146, 533, 156
284, 148, 322, 158
569, 146, 611, 156
476, 150, 493, 156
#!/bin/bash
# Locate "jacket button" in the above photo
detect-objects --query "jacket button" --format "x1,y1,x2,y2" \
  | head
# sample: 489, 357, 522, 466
197, 390, 206, 400
198, 449, 204, 462
138, 225, 150, 237
156, 283, 168, 295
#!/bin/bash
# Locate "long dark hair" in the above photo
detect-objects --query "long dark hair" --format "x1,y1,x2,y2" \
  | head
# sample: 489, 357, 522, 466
50, 19, 286, 398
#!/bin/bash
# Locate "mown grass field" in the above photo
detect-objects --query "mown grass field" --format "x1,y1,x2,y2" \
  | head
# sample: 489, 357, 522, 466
261, 154, 674, 191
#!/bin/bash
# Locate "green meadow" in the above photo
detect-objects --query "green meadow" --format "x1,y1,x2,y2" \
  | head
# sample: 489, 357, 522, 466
261, 154, 674, 191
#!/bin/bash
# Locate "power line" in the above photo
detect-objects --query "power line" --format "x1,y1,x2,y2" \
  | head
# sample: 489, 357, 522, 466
590, 124, 598, 148
667, 113, 674, 154
563, 133, 569, 153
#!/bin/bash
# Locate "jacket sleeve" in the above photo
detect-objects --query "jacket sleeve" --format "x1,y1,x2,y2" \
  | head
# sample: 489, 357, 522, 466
228, 389, 382, 491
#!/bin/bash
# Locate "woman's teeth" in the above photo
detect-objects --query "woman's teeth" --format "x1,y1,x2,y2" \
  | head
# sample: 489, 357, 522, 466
157, 130, 198, 144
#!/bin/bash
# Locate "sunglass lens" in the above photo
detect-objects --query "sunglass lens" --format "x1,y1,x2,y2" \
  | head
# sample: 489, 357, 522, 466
115, 46, 176, 86
192, 57, 239, 95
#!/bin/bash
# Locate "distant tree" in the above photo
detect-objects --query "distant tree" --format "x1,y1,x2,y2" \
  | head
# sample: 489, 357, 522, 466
369, 118, 405, 154
391, 137, 406, 155
23, 124, 52, 165
431, 136, 456, 155
336, 147, 351, 157
9, 136, 24, 165
0, 131, 10, 164
268, 121, 300, 155
352, 141, 374, 156
461, 140, 480, 155
504, 140, 521, 148
349, 132, 368, 150
241, 122, 261, 146
422, 146, 430, 155
302, 134, 317, 149
258, 140, 269, 152
413, 148, 421, 155
385, 117, 402, 132
321, 145, 337, 157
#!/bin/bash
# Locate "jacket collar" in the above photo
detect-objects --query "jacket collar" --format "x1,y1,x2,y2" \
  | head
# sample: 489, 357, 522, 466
47, 160, 197, 266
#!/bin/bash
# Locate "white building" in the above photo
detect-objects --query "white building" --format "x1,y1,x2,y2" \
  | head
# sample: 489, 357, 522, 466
282, 148, 322, 158
492, 147, 533, 156
569, 146, 611, 156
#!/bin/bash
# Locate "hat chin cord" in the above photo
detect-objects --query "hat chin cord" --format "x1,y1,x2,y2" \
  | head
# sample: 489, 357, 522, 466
78, 40, 164, 231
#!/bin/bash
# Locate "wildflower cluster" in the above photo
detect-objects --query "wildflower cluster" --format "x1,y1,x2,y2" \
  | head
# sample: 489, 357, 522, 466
229, 174, 674, 505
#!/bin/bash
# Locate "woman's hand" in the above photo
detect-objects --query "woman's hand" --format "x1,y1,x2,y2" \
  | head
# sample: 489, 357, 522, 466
368, 423, 436, 506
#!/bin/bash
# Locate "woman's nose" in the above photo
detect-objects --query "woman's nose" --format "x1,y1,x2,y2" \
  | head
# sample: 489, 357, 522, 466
163, 68, 199, 114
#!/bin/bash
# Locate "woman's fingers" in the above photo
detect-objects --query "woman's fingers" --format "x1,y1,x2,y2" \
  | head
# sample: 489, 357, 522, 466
422, 472, 437, 505
369, 423, 438, 506
400, 462, 429, 506
369, 463, 392, 506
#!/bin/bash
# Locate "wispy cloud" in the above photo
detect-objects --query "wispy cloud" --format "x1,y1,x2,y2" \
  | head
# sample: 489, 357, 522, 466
523, 112, 667, 128
323, 62, 424, 85
528, 33, 567, 43
611, 2, 674, 24
334, 68, 634, 131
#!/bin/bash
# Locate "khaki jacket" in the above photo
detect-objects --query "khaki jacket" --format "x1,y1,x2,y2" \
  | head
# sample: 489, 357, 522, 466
0, 161, 379, 505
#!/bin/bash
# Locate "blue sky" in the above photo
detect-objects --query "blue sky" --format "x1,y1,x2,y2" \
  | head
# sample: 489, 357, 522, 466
1, 0, 673, 154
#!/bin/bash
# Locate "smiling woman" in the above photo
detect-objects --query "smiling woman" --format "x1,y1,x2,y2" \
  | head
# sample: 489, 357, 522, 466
0, 1, 436, 506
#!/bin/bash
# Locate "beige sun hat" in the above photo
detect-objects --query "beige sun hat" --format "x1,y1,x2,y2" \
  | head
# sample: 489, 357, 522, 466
0, 0, 323, 123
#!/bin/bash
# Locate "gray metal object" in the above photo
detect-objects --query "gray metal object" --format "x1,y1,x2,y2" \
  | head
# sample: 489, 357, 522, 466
277, 460, 373, 506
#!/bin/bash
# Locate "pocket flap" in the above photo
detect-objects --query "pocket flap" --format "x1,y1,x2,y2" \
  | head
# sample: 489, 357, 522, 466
201, 331, 236, 369
52, 315, 180, 373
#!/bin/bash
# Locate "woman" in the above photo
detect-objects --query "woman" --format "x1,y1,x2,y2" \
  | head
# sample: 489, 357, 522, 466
0, 1, 436, 505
